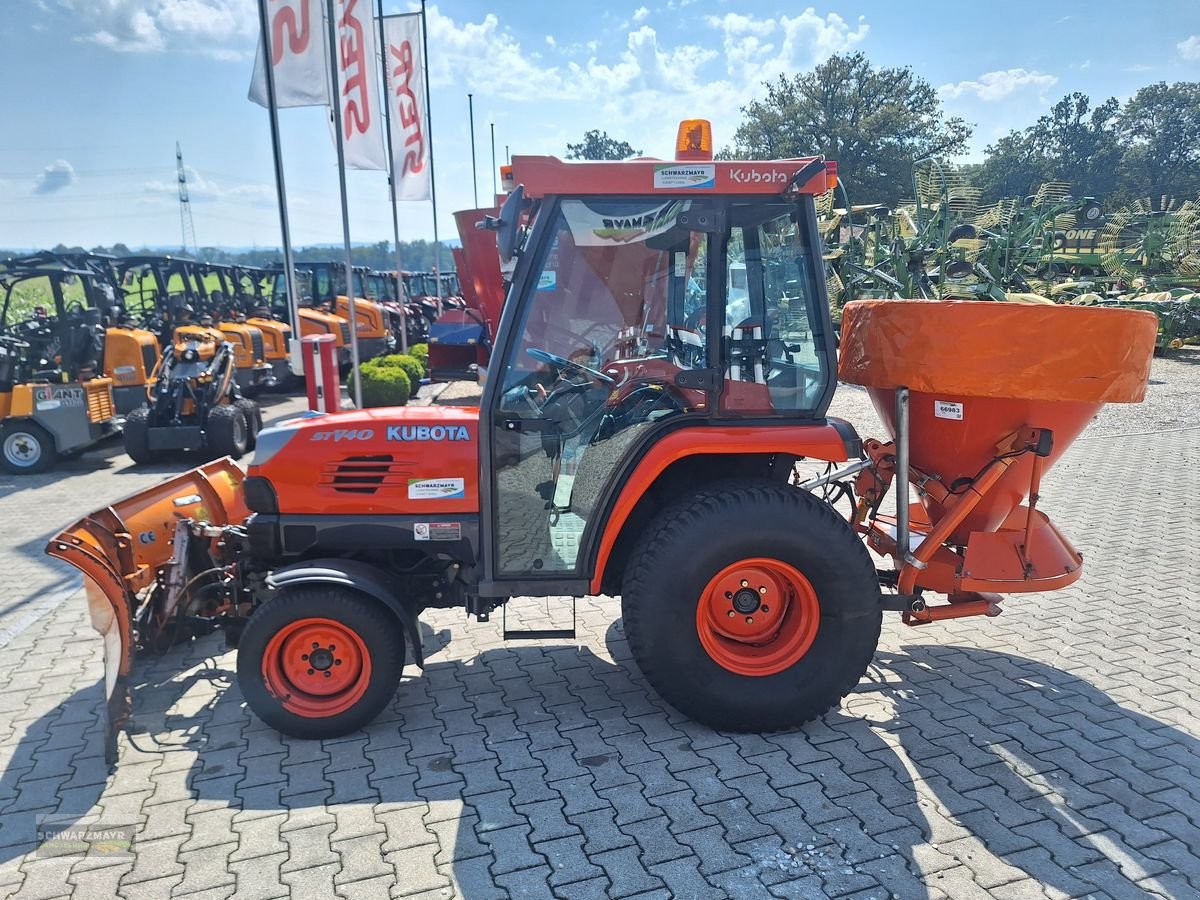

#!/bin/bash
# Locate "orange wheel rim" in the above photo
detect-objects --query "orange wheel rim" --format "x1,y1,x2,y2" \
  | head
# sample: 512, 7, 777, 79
696, 558, 820, 677
261, 617, 372, 717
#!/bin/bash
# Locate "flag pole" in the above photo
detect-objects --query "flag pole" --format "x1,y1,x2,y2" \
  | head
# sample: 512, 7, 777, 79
254, 0, 302, 374
468, 93, 478, 207
376, 1, 408, 352
419, 0, 443, 305
490, 122, 497, 198
325, 0, 363, 407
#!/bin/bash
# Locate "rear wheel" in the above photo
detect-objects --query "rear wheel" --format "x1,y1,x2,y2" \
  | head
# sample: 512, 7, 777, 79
621, 480, 882, 732
0, 421, 55, 474
237, 586, 405, 738
205, 403, 248, 460
234, 399, 262, 450
122, 405, 159, 465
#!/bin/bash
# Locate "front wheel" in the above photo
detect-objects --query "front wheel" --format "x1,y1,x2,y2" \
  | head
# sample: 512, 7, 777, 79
205, 403, 248, 460
0, 421, 55, 474
233, 399, 262, 450
122, 405, 159, 465
237, 586, 405, 738
621, 480, 882, 732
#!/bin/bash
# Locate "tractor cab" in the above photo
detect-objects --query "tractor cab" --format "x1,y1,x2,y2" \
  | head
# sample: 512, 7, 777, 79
0, 264, 120, 473
116, 256, 274, 394
478, 143, 838, 582
2, 252, 161, 414
293, 261, 394, 361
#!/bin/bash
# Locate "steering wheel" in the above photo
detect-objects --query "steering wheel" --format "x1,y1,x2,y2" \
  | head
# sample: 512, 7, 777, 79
527, 347, 615, 386
65, 300, 86, 314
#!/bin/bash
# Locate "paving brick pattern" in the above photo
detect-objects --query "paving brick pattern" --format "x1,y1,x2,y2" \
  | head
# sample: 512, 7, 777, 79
0, 404, 1196, 898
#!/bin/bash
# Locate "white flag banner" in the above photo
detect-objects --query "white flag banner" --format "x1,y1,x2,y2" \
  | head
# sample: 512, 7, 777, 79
248, 0, 331, 108
334, 0, 387, 171
381, 13, 430, 201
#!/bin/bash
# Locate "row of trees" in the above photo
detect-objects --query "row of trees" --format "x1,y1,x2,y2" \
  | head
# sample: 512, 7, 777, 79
572, 53, 1200, 210
2, 240, 450, 272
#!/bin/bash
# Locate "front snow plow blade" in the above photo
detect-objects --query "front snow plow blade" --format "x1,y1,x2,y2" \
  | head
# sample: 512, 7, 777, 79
45, 459, 248, 762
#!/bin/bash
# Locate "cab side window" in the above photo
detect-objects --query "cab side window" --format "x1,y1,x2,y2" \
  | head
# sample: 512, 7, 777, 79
720, 205, 830, 416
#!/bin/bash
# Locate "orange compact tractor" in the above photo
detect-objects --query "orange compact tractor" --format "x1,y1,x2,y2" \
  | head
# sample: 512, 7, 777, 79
48, 121, 1156, 760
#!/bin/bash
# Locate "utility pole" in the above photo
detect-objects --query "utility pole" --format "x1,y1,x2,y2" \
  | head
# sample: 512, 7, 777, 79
176, 141, 197, 256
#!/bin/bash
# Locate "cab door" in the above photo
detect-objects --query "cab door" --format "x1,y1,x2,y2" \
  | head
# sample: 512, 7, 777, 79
480, 196, 717, 588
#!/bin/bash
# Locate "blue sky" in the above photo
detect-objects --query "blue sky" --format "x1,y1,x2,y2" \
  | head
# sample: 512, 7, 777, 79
1, 0, 1197, 251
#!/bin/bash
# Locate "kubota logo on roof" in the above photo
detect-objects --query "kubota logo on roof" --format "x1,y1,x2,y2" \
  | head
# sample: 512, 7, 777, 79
730, 168, 791, 185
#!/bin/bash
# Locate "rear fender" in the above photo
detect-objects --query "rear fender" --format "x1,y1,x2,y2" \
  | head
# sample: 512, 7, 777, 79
266, 559, 425, 668
44, 458, 248, 763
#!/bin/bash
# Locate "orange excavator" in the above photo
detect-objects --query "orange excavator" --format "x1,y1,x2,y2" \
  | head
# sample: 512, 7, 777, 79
48, 120, 1156, 762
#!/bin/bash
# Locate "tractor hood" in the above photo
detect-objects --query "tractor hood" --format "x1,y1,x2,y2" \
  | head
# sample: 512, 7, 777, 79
249, 406, 481, 515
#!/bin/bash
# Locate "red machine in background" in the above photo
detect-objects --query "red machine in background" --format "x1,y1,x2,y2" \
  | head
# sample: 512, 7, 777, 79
427, 207, 506, 382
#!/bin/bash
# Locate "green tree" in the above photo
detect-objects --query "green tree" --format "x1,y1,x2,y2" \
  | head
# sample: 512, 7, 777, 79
722, 52, 971, 205
972, 92, 1126, 203
565, 130, 642, 161
1118, 81, 1200, 205
1028, 92, 1121, 198
974, 130, 1052, 202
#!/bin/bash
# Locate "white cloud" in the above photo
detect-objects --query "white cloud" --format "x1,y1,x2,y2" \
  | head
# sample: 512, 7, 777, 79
632, 6, 650, 23
143, 166, 274, 205
56, 0, 256, 59
939, 68, 1058, 101
1179, 35, 1200, 60
706, 9, 869, 85
34, 160, 76, 195
423, 6, 565, 100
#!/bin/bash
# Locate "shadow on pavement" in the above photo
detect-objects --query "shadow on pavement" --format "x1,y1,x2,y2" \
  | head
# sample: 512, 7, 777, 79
0, 626, 1194, 897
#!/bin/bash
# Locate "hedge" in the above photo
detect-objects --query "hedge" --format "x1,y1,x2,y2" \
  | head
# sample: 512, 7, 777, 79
407, 342, 429, 374
359, 363, 411, 408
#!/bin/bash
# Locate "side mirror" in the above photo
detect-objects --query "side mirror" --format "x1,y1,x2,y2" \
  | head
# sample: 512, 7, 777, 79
480, 185, 526, 264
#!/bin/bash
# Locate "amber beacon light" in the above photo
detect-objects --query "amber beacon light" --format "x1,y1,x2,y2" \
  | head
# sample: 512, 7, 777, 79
675, 119, 713, 161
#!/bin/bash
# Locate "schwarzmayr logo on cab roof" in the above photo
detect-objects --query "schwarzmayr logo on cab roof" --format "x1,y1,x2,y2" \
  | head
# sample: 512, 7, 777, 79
653, 164, 715, 190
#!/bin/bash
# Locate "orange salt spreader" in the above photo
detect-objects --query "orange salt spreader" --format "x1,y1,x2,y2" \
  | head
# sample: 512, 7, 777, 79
835, 299, 1158, 623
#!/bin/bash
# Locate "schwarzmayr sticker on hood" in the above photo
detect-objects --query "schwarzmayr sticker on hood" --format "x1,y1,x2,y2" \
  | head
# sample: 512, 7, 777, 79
408, 477, 466, 500
653, 164, 715, 190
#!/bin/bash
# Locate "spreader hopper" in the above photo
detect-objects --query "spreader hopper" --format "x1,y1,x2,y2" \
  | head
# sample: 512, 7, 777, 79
838, 300, 1157, 619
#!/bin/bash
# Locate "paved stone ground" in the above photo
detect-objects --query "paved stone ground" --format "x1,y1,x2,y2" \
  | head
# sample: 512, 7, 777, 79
0, 382, 1197, 898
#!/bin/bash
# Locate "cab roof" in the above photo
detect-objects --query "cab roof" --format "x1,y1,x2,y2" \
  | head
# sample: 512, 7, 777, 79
510, 155, 837, 200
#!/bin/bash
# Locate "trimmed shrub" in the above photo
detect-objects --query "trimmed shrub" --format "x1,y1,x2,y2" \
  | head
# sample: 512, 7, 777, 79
359, 363, 411, 408
407, 342, 429, 374
363, 353, 425, 387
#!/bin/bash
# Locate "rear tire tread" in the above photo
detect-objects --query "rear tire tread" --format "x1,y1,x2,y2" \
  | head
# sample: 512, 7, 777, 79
621, 479, 881, 733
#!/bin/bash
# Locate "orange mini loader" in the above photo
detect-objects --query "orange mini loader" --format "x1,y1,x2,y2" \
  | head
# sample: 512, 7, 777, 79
47, 120, 1157, 761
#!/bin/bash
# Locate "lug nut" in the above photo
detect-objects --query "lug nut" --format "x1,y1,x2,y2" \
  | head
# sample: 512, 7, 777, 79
334, 659, 342, 666
746, 617, 754, 624
301, 653, 309, 660
759, 586, 767, 594
311, 642, 319, 649
761, 605, 769, 613
740, 580, 749, 587
324, 671, 332, 678
307, 668, 314, 675
725, 591, 732, 599
727, 611, 735, 618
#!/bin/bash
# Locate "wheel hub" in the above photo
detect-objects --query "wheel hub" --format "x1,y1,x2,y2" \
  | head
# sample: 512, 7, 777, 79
261, 618, 372, 717
696, 558, 821, 677
731, 588, 761, 614
4, 432, 40, 466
